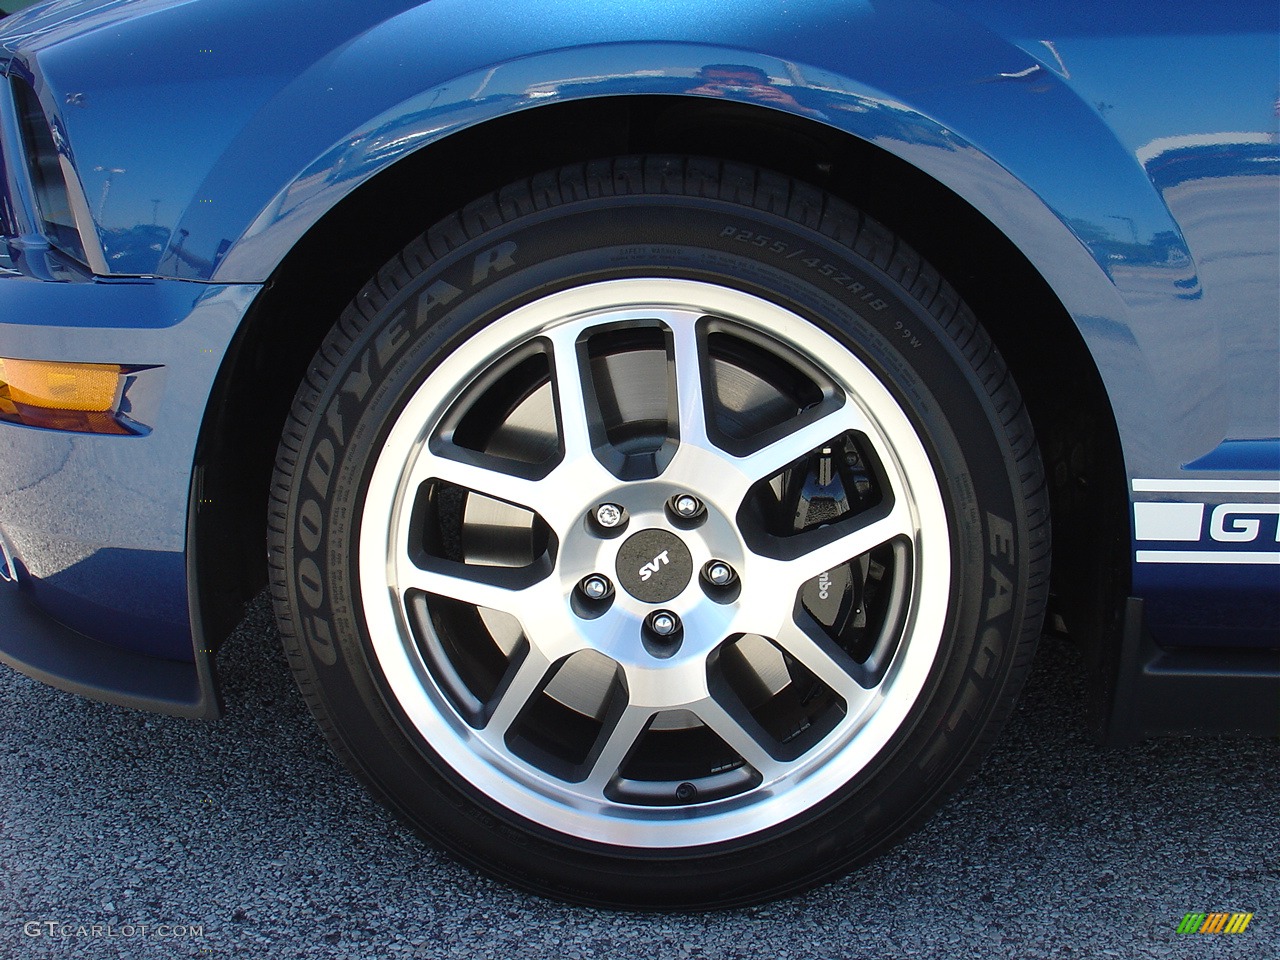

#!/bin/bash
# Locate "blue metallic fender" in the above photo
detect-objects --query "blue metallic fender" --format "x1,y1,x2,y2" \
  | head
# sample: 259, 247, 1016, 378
0, 274, 258, 715
18, 2, 1273, 472
0, 1, 1274, 707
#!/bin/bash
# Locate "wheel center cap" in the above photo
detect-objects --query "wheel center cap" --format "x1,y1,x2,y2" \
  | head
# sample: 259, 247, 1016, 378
615, 529, 693, 603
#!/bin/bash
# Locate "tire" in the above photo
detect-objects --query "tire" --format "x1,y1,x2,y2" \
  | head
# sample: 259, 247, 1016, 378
269, 156, 1049, 909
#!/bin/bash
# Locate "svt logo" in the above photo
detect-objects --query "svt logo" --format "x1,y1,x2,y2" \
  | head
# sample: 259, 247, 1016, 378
638, 550, 670, 581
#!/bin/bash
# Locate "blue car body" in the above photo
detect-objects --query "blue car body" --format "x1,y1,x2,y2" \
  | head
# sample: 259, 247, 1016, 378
0, 0, 1275, 737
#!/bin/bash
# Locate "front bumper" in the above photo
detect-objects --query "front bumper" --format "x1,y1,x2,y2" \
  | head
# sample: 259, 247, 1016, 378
0, 268, 259, 716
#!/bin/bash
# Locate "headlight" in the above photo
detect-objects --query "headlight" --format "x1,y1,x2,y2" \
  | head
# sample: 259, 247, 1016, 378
9, 77, 88, 265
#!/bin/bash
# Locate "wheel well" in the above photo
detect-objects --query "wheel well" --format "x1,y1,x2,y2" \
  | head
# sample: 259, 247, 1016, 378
193, 94, 1127, 677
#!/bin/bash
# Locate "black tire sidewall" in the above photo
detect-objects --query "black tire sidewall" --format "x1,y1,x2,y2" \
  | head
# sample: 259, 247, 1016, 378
276, 186, 1038, 907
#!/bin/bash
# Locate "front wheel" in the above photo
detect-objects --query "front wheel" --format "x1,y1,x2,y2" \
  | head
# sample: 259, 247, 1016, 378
269, 157, 1048, 908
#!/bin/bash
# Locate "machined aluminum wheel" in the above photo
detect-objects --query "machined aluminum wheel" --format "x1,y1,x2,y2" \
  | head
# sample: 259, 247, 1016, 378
359, 278, 950, 847
271, 157, 1048, 907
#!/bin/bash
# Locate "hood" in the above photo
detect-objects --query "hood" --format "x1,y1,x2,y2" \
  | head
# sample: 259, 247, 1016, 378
0, 0, 195, 56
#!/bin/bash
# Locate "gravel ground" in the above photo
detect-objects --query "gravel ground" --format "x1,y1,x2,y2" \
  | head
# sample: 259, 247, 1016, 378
1, 592, 1276, 960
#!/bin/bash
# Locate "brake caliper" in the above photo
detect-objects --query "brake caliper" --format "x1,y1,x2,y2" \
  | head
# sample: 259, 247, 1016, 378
785, 442, 877, 643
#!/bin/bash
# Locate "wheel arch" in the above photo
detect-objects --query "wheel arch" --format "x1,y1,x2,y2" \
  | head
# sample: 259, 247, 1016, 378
190, 93, 1128, 710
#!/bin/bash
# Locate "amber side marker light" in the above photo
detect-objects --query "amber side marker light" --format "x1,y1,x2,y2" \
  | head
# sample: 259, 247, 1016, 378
0, 358, 135, 435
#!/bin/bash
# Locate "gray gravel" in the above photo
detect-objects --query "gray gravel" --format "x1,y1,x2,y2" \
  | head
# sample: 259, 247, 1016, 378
1, 592, 1276, 960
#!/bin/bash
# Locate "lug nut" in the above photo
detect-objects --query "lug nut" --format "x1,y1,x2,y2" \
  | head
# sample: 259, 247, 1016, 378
580, 575, 612, 600
704, 561, 736, 586
671, 494, 703, 518
648, 611, 680, 637
594, 503, 624, 528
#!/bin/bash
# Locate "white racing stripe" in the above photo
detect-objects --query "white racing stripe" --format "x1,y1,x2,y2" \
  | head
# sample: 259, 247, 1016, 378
1132, 479, 1280, 494
1136, 550, 1280, 565
1132, 479, 1279, 563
